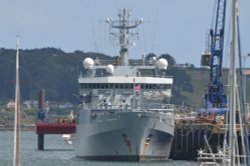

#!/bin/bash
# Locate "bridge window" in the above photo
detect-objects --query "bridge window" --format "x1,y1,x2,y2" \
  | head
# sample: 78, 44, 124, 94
115, 84, 119, 88
80, 83, 172, 90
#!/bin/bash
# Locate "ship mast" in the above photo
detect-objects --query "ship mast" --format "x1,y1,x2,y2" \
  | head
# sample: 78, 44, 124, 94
106, 9, 143, 66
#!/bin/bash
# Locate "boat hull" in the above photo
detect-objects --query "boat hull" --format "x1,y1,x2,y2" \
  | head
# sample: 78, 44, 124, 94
75, 111, 174, 161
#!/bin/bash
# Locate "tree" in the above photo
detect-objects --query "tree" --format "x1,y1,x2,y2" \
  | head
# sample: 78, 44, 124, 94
167, 67, 193, 105
0, 47, 112, 103
145, 53, 157, 61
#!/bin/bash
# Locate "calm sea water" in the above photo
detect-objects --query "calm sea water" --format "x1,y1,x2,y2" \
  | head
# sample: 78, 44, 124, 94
0, 131, 196, 166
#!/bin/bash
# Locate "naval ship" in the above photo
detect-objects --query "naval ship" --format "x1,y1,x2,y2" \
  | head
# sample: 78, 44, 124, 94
74, 9, 175, 161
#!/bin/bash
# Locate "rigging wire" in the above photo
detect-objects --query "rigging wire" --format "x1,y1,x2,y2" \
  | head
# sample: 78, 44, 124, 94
235, 1, 250, 164
98, 20, 107, 55
236, 86, 247, 164
90, 12, 98, 53
87, 0, 99, 53
142, 23, 147, 54
150, 20, 157, 54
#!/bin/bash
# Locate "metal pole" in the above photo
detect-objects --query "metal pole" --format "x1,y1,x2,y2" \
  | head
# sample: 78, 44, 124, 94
229, 0, 237, 165
243, 54, 250, 114
13, 36, 21, 166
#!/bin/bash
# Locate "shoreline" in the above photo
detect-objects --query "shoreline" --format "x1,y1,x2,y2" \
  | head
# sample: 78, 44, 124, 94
0, 125, 36, 131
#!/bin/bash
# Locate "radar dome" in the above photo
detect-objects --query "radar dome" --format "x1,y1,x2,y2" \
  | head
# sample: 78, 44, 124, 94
157, 58, 168, 70
83, 58, 94, 69
106, 64, 114, 74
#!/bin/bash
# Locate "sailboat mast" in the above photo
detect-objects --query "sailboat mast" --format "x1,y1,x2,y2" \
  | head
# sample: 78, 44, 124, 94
229, 0, 237, 165
13, 36, 21, 166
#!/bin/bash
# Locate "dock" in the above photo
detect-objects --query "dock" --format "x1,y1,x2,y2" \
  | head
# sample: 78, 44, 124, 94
170, 121, 250, 160
36, 123, 75, 150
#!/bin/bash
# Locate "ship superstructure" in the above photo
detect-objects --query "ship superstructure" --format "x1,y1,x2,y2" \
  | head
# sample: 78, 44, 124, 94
74, 9, 175, 161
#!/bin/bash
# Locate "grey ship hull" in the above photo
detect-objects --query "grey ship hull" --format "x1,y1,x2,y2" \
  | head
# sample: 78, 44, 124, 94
75, 111, 174, 161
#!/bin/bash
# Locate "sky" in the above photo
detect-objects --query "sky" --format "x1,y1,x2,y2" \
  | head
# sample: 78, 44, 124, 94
0, 0, 249, 67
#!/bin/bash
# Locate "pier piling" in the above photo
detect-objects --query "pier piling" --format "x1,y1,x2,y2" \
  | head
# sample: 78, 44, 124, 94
38, 134, 44, 150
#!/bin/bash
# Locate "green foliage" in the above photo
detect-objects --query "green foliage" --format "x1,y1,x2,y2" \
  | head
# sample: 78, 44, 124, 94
0, 47, 112, 103
166, 67, 193, 105
23, 108, 36, 116
145, 53, 157, 60
181, 68, 210, 107
0, 107, 14, 124
2, 47, 227, 108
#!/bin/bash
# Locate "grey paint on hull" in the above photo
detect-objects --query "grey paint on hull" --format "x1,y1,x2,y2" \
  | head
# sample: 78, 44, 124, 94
75, 111, 174, 161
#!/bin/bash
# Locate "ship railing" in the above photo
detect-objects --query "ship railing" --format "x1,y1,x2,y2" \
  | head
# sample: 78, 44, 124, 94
141, 103, 175, 112
90, 109, 175, 124
79, 73, 173, 79
90, 104, 175, 114
141, 103, 174, 110
92, 104, 196, 115
90, 59, 157, 66
90, 108, 175, 126
136, 75, 173, 78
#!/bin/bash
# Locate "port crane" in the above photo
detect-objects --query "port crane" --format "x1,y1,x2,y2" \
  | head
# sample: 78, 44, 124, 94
200, 0, 227, 113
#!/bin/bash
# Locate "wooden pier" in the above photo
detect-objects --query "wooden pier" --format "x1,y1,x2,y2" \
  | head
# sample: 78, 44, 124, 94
170, 122, 250, 160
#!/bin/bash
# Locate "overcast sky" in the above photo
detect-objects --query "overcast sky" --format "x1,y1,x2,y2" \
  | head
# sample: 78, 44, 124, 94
0, 0, 249, 66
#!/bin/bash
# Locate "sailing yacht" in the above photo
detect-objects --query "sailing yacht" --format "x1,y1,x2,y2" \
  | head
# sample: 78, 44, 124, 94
198, 0, 249, 165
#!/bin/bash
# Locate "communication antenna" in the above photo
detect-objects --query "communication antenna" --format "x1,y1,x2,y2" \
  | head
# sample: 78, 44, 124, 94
106, 9, 143, 66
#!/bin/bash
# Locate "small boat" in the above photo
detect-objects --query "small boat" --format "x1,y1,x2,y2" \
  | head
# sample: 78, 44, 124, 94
62, 134, 72, 144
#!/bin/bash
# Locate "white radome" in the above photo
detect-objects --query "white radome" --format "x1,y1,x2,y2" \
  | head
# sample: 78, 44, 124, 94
106, 64, 114, 74
157, 58, 168, 70
83, 58, 94, 69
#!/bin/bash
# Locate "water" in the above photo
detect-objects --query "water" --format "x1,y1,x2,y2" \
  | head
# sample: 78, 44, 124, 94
0, 131, 196, 166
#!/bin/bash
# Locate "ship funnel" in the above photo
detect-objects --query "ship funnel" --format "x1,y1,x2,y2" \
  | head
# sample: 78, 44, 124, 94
83, 58, 94, 69
157, 58, 168, 70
